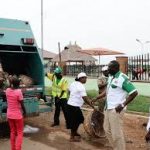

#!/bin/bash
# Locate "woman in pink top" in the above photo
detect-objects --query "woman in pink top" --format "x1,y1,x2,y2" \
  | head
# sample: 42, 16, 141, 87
6, 76, 26, 150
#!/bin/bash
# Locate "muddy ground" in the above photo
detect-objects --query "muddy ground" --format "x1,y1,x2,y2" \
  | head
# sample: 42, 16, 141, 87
0, 110, 148, 150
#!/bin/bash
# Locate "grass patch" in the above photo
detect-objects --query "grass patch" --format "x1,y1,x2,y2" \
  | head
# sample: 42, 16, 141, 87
87, 90, 98, 98
87, 90, 150, 113
127, 95, 150, 113
45, 87, 150, 113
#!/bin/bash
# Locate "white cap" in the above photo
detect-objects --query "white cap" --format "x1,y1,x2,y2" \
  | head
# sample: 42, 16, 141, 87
102, 66, 108, 71
77, 72, 87, 79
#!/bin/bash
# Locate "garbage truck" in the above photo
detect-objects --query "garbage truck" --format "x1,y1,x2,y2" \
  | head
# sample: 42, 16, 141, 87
0, 18, 51, 121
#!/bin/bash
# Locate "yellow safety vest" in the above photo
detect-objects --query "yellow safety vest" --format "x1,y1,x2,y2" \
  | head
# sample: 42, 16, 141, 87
47, 73, 68, 98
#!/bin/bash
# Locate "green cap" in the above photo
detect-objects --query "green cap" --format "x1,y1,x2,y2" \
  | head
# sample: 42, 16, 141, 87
54, 67, 62, 74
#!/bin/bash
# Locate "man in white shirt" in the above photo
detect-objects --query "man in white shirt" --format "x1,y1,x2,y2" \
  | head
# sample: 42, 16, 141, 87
95, 60, 138, 150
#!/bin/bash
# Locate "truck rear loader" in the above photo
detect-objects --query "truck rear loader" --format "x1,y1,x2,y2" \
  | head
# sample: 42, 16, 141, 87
0, 18, 51, 121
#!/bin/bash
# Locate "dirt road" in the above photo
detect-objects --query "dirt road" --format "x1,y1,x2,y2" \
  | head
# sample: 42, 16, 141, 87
0, 111, 148, 150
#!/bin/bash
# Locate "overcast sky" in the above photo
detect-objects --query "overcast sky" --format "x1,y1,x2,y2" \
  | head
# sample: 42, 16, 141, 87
1, 0, 150, 60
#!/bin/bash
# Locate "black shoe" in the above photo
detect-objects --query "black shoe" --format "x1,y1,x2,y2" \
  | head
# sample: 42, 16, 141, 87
51, 123, 59, 127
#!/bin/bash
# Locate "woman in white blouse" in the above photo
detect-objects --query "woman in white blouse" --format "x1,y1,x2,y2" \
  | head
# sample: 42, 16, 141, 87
67, 72, 94, 142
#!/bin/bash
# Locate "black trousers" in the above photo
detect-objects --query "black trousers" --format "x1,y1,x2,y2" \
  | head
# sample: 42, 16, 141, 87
54, 97, 68, 125
66, 104, 84, 130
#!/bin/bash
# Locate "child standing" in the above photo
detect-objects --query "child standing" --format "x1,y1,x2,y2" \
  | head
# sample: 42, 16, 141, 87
6, 76, 26, 150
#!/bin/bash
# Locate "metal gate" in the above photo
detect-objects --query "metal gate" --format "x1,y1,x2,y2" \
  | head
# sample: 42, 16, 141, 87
128, 53, 150, 81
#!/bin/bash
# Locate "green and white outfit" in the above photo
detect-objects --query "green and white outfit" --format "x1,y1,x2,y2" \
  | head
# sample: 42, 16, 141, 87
106, 71, 137, 109
104, 71, 137, 150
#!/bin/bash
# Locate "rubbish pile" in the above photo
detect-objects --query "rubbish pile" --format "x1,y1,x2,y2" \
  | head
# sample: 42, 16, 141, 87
84, 110, 105, 138
0, 64, 10, 89
0, 63, 34, 89
19, 75, 34, 87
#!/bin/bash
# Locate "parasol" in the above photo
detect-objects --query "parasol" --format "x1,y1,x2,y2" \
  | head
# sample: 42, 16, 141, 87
77, 47, 125, 65
77, 47, 125, 75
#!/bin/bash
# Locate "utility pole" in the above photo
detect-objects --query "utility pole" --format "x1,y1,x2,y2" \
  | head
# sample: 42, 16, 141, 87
41, 0, 44, 58
58, 42, 62, 65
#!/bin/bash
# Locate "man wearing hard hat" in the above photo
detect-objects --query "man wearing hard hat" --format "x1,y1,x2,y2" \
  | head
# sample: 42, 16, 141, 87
46, 67, 68, 127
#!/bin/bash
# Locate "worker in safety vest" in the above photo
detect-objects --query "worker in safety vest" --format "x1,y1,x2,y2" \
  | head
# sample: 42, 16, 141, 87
46, 67, 68, 127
